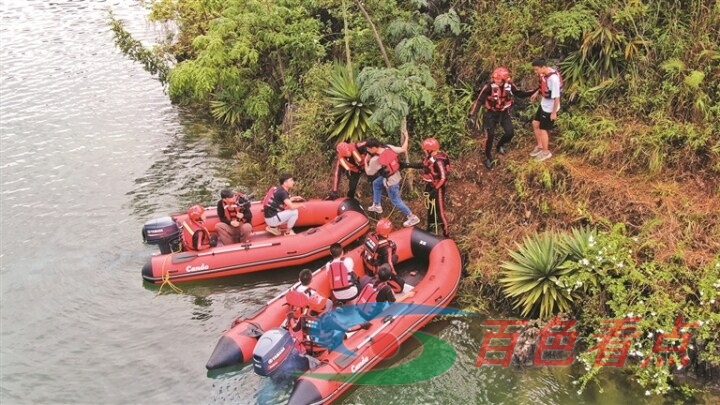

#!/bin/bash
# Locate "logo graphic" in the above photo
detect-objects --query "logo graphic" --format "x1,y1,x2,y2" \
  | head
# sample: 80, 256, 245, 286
299, 303, 474, 384
303, 331, 457, 385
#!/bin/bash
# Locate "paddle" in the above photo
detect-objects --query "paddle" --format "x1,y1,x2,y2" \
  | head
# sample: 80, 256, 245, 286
171, 242, 282, 264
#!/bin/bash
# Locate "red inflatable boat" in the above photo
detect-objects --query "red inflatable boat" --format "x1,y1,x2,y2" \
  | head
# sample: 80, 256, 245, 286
141, 198, 369, 283
206, 227, 462, 404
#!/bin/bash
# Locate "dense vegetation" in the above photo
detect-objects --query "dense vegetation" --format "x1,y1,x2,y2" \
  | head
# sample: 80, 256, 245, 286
111, 0, 720, 397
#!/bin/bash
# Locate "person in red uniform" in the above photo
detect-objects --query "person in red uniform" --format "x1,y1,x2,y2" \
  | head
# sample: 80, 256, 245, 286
330, 141, 368, 200
216, 189, 253, 245
420, 137, 450, 237
468, 67, 537, 169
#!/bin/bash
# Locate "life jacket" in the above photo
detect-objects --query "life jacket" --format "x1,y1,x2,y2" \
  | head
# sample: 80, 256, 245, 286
262, 185, 284, 216
377, 148, 401, 177
328, 259, 354, 291
338, 143, 365, 173
356, 280, 388, 306
362, 233, 396, 271
181, 220, 210, 251
539, 69, 563, 99
484, 81, 514, 111
422, 151, 450, 184
285, 290, 311, 353
223, 193, 249, 223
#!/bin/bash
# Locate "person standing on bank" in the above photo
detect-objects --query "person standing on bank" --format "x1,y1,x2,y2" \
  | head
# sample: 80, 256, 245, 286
364, 132, 420, 228
529, 59, 562, 162
420, 137, 450, 237
216, 189, 253, 245
330, 140, 368, 200
263, 173, 306, 236
468, 67, 537, 169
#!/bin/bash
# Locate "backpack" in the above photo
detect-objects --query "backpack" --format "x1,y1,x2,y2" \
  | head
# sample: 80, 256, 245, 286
377, 148, 401, 177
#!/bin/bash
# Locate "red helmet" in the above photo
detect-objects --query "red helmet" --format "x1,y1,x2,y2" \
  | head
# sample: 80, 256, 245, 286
187, 205, 205, 221
493, 67, 510, 81
375, 218, 393, 237
336, 142, 352, 158
422, 137, 440, 152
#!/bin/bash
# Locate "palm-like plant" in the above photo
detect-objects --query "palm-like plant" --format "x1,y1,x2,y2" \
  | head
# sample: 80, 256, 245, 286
500, 232, 573, 319
324, 64, 374, 143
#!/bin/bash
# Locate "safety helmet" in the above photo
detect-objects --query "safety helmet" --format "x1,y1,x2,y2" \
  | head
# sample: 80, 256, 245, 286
376, 218, 393, 237
422, 137, 440, 152
493, 67, 510, 81
308, 294, 327, 314
336, 142, 352, 158
187, 204, 205, 221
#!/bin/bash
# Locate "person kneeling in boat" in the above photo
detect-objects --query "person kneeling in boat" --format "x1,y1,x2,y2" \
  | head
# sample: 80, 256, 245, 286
286, 290, 368, 355
326, 243, 359, 306
356, 264, 397, 320
181, 205, 214, 251
263, 173, 306, 236
216, 189, 252, 245
361, 218, 405, 293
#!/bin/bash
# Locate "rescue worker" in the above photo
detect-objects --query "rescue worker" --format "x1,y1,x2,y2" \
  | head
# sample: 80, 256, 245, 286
331, 141, 368, 200
216, 189, 252, 245
468, 67, 537, 169
181, 204, 213, 251
420, 137, 450, 237
364, 132, 420, 228
263, 173, 306, 236
361, 218, 405, 293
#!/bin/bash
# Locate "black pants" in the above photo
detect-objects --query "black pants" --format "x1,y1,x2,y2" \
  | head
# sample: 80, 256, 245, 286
426, 184, 449, 237
346, 171, 362, 199
483, 110, 514, 159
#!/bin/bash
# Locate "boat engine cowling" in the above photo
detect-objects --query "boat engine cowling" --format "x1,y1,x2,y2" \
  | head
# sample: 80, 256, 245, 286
141, 216, 182, 254
253, 328, 308, 378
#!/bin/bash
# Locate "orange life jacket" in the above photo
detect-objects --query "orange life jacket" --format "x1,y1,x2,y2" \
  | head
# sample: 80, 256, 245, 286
181, 220, 210, 251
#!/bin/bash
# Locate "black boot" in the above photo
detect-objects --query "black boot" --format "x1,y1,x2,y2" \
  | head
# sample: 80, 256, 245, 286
484, 158, 494, 169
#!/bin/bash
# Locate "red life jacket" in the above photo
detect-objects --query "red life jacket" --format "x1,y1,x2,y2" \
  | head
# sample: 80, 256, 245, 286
356, 281, 388, 306
338, 143, 365, 173
484, 82, 514, 111
285, 290, 310, 353
181, 220, 210, 251
262, 185, 285, 215
362, 233, 396, 271
328, 259, 353, 291
377, 148, 401, 177
539, 70, 563, 99
422, 151, 450, 185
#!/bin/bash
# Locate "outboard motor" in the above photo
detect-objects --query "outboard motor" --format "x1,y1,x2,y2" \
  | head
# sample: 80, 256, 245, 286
253, 328, 309, 378
141, 216, 182, 254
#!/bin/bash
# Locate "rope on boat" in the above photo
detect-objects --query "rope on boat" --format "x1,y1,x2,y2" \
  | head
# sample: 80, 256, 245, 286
158, 253, 183, 294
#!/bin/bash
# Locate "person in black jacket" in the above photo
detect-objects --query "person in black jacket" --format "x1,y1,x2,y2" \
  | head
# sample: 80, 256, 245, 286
468, 67, 537, 169
216, 189, 252, 245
